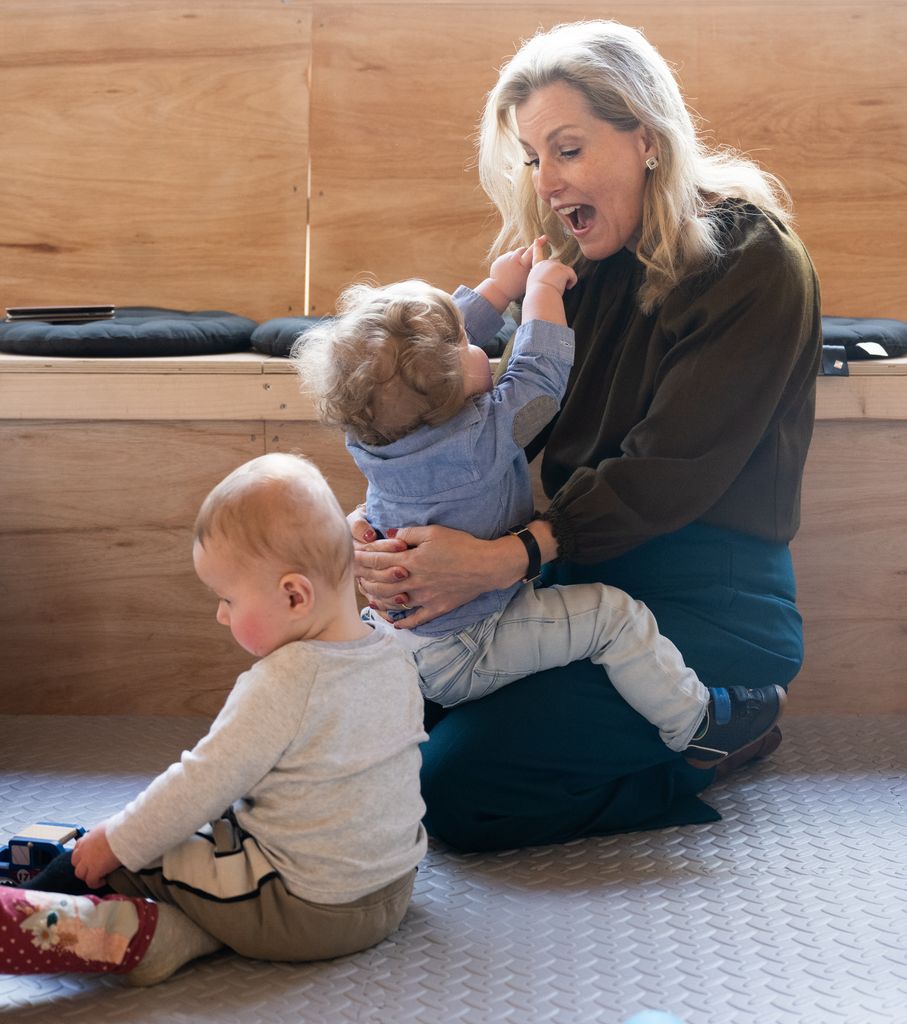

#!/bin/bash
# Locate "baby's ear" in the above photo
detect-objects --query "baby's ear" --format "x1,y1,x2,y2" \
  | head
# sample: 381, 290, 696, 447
280, 573, 315, 611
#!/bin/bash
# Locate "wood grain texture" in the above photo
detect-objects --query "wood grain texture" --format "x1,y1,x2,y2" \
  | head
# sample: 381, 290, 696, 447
0, 527, 243, 716
309, 2, 907, 318
0, 420, 263, 715
0, 0, 310, 322
790, 419, 907, 714
0, 420, 262, 530
266, 420, 368, 515
3, 2, 903, 320
0, 417, 367, 715
0, 369, 313, 420
2, 1, 906, 717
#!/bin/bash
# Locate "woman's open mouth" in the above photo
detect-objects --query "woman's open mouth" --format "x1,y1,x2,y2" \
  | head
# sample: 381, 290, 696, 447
559, 204, 595, 234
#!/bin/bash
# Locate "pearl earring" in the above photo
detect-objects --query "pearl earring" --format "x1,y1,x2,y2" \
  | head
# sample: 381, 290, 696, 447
646, 156, 659, 171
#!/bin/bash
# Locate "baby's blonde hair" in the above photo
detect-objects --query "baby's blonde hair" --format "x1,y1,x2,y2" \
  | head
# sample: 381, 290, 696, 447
194, 453, 352, 586
293, 280, 466, 446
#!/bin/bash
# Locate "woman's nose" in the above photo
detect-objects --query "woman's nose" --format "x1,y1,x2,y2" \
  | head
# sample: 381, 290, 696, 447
534, 159, 562, 202
216, 604, 229, 626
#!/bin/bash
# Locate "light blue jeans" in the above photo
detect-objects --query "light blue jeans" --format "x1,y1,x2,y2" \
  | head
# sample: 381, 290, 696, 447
368, 582, 710, 752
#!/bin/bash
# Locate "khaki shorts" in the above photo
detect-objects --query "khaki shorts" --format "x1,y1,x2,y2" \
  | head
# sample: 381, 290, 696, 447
109, 864, 416, 962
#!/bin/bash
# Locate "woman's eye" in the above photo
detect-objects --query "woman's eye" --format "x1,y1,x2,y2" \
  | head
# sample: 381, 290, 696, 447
523, 156, 539, 168
560, 148, 580, 160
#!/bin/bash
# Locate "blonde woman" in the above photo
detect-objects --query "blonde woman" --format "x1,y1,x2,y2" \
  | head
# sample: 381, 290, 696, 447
353, 20, 821, 851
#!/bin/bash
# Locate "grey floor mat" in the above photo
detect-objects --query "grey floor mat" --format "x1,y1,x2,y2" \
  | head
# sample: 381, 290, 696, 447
0, 713, 905, 1024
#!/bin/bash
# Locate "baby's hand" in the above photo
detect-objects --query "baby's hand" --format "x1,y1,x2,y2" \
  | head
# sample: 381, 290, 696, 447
521, 241, 577, 326
526, 256, 578, 297
487, 235, 549, 305
72, 821, 122, 890
486, 246, 531, 306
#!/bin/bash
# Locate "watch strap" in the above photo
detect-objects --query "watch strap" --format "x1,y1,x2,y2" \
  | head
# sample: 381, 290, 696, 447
509, 526, 542, 583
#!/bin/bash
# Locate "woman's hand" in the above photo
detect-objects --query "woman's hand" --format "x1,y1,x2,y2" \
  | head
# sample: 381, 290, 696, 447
354, 522, 528, 629
71, 821, 121, 890
349, 504, 411, 599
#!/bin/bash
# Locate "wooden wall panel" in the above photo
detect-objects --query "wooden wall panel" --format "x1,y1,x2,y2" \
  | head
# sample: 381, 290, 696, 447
0, 0, 310, 323
0, 528, 243, 716
2, 420, 262, 530
267, 420, 368, 515
309, 2, 907, 319
2, 396, 907, 716
790, 420, 907, 714
0, 421, 263, 715
0, 416, 367, 715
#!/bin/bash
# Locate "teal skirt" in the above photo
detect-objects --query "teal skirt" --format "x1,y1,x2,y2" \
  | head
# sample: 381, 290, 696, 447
420, 523, 803, 851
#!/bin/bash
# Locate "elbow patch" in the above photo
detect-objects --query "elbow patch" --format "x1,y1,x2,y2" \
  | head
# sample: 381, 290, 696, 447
512, 395, 559, 448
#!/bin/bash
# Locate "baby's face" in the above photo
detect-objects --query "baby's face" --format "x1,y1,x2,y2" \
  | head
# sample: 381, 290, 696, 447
458, 332, 493, 398
193, 538, 297, 658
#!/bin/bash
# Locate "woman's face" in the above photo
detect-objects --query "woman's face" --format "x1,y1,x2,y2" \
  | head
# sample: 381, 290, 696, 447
515, 80, 656, 261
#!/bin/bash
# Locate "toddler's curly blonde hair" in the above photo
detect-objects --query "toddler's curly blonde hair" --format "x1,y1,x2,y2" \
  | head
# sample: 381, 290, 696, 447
293, 280, 467, 446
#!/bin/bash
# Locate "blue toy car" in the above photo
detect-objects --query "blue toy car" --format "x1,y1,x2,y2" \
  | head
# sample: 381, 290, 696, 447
0, 821, 85, 886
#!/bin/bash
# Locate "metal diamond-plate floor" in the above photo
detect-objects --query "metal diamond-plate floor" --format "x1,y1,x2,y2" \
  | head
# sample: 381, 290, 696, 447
1, 714, 905, 1024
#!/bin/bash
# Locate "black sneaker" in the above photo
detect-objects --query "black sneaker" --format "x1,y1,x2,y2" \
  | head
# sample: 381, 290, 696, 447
684, 685, 787, 769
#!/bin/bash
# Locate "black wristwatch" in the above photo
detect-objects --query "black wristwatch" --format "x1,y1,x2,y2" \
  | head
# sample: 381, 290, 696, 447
509, 526, 543, 583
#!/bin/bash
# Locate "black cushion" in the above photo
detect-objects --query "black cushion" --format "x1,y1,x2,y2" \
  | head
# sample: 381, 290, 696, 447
251, 313, 521, 358
250, 316, 327, 357
822, 316, 907, 359
0, 307, 257, 358
248, 312, 907, 364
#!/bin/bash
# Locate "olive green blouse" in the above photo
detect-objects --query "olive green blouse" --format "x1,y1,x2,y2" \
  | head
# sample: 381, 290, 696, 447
526, 202, 822, 563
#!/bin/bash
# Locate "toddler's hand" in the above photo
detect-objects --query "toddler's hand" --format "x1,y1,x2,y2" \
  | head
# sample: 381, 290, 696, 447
521, 239, 577, 326
487, 235, 548, 305
527, 256, 578, 297
72, 821, 122, 890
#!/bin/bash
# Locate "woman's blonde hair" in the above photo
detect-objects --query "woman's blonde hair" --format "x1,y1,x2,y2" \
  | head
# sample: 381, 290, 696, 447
479, 20, 792, 312
293, 280, 467, 446
194, 453, 352, 586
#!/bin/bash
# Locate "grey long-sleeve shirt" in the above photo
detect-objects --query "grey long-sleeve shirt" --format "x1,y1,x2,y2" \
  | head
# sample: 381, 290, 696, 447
106, 628, 427, 903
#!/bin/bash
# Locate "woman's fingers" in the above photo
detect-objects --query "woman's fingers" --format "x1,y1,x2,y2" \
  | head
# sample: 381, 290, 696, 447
354, 543, 410, 590
393, 609, 432, 629
347, 506, 373, 543
392, 594, 456, 629
360, 581, 412, 605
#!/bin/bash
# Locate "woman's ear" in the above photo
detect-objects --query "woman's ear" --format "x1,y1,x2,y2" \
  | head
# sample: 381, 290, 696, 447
639, 125, 658, 164
280, 573, 315, 612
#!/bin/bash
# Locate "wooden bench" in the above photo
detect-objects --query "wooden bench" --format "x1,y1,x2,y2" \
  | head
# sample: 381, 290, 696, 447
2, 351, 904, 716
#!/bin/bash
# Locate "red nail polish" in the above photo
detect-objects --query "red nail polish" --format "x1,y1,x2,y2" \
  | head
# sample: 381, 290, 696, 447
386, 528, 398, 538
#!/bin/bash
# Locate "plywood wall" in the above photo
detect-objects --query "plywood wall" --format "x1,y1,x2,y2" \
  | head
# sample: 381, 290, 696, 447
0, 0, 310, 323
1, 1, 906, 717
791, 419, 907, 715
1, 1, 905, 322
0, 416, 365, 717
308, 1, 907, 318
